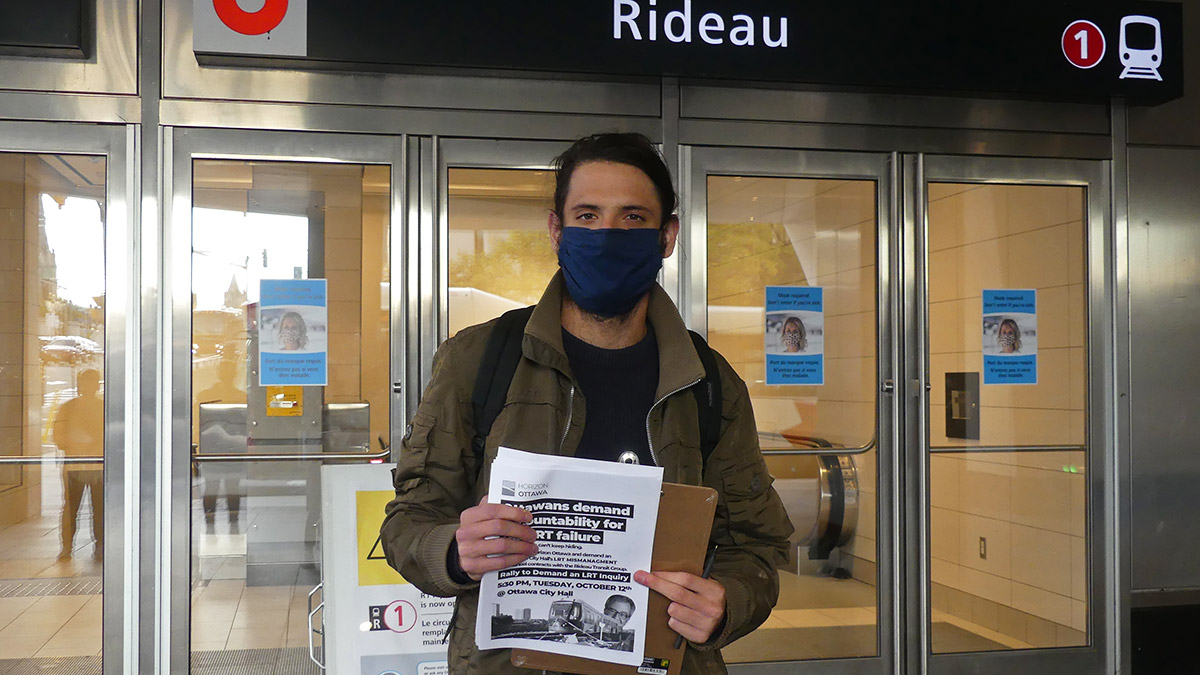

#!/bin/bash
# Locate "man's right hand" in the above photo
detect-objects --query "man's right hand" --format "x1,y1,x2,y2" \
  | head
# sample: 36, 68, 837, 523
454, 495, 538, 581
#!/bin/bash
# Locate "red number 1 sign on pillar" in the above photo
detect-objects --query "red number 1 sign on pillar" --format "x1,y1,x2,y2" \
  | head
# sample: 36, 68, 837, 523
1063, 20, 1106, 69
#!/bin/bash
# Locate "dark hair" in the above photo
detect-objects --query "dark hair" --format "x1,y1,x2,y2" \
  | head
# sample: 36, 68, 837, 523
553, 133, 677, 225
605, 594, 636, 615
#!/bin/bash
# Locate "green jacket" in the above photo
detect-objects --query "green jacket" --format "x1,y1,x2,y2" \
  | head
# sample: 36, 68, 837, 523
380, 275, 794, 674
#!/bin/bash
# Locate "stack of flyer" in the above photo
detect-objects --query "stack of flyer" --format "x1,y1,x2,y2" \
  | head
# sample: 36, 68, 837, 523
476, 447, 664, 667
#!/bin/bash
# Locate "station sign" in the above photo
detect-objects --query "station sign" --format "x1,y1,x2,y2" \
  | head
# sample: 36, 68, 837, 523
192, 0, 1184, 102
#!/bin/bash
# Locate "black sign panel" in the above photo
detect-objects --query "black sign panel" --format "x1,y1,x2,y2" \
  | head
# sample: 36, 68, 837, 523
207, 1, 1185, 103
0, 0, 88, 58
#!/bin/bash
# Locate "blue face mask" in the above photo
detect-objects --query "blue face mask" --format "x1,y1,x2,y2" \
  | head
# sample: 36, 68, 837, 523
557, 226, 663, 317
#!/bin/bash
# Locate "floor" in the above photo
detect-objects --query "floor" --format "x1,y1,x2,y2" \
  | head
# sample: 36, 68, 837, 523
0, 495, 1030, 670
0, 494, 103, 661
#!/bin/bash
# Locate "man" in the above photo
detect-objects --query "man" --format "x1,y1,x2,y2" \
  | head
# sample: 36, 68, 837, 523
604, 594, 636, 628
53, 368, 105, 561
380, 132, 793, 673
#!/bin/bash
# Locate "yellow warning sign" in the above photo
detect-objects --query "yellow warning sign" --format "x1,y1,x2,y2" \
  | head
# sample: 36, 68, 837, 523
265, 386, 303, 417
357, 490, 407, 586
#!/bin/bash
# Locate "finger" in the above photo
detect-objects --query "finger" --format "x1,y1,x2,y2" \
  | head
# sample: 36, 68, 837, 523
650, 571, 723, 595
633, 570, 692, 605
461, 552, 535, 580
458, 535, 537, 561
461, 502, 533, 526
458, 519, 537, 544
667, 615, 713, 645
667, 600, 720, 630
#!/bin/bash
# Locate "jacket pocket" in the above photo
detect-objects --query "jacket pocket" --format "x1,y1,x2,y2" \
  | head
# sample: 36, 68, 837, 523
716, 459, 776, 547
392, 410, 437, 494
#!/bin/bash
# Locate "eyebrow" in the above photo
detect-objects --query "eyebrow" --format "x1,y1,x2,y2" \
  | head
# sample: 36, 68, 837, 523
570, 204, 653, 213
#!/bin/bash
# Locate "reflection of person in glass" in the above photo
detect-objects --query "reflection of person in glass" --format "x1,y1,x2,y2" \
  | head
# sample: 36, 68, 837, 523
277, 311, 308, 351
604, 594, 636, 628
197, 358, 246, 533
781, 316, 807, 353
997, 318, 1022, 354
53, 369, 104, 561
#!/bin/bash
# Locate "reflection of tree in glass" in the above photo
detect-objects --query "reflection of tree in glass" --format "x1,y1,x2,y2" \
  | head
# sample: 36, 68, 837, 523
450, 230, 560, 305
707, 223, 807, 306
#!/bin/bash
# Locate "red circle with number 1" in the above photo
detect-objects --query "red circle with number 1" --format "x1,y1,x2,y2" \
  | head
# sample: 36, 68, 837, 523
1062, 20, 1105, 69
383, 599, 417, 633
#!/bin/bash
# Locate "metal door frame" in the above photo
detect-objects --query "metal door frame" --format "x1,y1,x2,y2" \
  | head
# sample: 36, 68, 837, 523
684, 145, 899, 675
906, 154, 1113, 675
160, 127, 406, 674
0, 120, 135, 674
420, 138, 570, 393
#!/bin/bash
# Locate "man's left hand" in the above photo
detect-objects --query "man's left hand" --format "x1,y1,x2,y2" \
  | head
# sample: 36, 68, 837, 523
633, 570, 726, 644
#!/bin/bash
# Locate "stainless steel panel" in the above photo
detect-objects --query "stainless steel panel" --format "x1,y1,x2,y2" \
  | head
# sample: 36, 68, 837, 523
682, 85, 1110, 135
392, 136, 409, 450
1109, 100, 1131, 675
0, 92, 141, 124
158, 99, 663, 139
1128, 145, 1200, 592
404, 139, 422, 425
920, 155, 1111, 674
659, 79, 681, 307
0, 0, 137, 95
1128, 4, 1200, 147
0, 120, 133, 675
164, 128, 405, 673
900, 153, 926, 675
679, 118, 1111, 160
162, 0, 659, 116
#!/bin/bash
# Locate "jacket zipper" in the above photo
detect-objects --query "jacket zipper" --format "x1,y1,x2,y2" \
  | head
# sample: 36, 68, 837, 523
558, 383, 576, 453
644, 377, 701, 467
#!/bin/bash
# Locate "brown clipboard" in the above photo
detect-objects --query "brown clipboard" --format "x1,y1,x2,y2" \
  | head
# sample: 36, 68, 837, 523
511, 482, 718, 675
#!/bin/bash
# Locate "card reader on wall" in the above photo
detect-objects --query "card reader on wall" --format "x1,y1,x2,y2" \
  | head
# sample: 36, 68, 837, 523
945, 372, 980, 440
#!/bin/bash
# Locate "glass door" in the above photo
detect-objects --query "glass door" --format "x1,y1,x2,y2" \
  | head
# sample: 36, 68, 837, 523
0, 122, 132, 673
683, 146, 896, 674
913, 155, 1111, 674
165, 129, 405, 674
421, 138, 569, 386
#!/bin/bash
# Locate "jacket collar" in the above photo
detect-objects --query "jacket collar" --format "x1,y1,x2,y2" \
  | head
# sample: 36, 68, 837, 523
524, 271, 707, 400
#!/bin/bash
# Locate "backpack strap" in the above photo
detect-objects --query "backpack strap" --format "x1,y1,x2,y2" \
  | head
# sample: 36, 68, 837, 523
470, 310, 723, 472
470, 306, 535, 465
687, 330, 723, 467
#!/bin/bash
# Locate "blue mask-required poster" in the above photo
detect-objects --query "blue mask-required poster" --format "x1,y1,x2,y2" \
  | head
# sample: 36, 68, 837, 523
259, 279, 329, 386
765, 286, 824, 386
982, 289, 1037, 385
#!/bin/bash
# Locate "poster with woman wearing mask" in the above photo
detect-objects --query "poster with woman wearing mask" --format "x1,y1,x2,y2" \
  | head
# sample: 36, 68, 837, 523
982, 288, 1037, 385
765, 286, 824, 385
259, 279, 329, 386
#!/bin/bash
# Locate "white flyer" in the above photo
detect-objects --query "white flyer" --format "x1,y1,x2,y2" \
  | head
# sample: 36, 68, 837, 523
476, 447, 664, 666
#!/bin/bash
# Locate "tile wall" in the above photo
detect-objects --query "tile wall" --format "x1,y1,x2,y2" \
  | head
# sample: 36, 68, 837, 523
0, 155, 26, 519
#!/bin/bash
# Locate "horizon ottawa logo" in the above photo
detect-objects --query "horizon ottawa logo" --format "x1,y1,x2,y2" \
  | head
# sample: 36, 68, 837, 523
501, 480, 517, 497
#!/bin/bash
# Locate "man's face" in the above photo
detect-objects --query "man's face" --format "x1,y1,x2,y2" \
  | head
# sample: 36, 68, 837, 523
605, 599, 634, 627
548, 161, 679, 257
